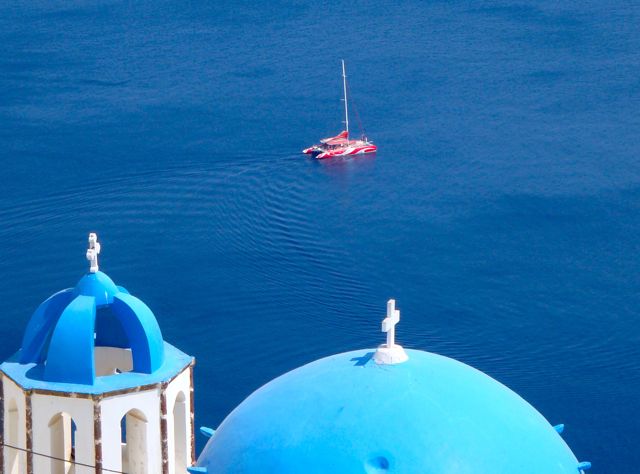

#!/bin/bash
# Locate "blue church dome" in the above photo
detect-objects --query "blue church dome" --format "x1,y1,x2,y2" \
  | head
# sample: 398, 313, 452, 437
195, 348, 586, 474
18, 269, 164, 385
1, 233, 192, 393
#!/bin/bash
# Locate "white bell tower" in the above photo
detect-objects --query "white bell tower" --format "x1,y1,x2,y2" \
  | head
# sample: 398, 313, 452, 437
1, 234, 196, 474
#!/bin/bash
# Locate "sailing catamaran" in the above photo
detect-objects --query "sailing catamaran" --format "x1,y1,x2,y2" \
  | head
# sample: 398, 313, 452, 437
303, 60, 377, 159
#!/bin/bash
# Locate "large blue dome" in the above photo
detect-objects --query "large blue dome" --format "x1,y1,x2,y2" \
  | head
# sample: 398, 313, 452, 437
195, 349, 586, 474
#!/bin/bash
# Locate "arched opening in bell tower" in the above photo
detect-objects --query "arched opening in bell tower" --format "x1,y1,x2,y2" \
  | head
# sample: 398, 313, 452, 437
120, 409, 148, 474
48, 412, 77, 474
94, 306, 134, 376
173, 391, 188, 473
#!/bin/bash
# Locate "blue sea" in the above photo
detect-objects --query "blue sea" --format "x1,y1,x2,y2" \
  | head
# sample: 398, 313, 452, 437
1, 1, 639, 470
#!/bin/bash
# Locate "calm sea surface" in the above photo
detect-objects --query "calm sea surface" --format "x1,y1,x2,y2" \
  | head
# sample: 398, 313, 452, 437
1, 1, 639, 470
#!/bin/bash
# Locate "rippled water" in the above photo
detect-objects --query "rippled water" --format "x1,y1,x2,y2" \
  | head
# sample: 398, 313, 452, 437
1, 1, 639, 470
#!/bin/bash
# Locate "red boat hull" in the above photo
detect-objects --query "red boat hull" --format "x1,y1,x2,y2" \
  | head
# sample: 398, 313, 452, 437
316, 144, 377, 159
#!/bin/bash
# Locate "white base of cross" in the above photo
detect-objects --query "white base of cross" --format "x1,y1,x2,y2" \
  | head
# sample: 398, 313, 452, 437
374, 343, 409, 365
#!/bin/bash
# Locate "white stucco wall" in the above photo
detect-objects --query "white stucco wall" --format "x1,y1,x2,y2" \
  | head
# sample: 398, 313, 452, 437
3, 376, 27, 474
99, 387, 161, 474
31, 393, 95, 474
165, 367, 193, 474
94, 347, 133, 376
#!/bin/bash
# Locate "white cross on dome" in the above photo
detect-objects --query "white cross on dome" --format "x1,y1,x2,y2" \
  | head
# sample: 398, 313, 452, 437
374, 299, 409, 365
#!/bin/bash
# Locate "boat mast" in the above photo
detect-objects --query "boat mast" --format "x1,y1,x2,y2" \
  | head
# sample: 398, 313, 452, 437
342, 59, 349, 136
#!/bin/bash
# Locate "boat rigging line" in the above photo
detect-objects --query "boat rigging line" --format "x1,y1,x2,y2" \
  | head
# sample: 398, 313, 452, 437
346, 79, 367, 139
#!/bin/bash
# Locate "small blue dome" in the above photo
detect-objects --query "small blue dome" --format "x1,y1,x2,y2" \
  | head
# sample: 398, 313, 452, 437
73, 271, 120, 306
196, 349, 584, 474
18, 270, 164, 385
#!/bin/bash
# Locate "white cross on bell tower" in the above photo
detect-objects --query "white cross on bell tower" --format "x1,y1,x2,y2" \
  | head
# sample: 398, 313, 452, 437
86, 232, 101, 273
374, 299, 409, 365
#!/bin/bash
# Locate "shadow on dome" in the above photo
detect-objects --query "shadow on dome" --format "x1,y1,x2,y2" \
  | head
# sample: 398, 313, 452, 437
351, 352, 374, 366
